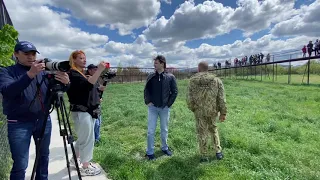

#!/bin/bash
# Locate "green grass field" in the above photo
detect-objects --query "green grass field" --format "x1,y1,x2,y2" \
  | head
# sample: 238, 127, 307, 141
92, 78, 320, 180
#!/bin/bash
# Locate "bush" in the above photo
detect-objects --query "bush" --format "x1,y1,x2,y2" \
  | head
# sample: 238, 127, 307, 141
0, 24, 18, 179
0, 24, 18, 67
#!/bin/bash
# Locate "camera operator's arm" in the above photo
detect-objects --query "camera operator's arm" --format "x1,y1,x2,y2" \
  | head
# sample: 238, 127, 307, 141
0, 60, 44, 98
87, 62, 106, 85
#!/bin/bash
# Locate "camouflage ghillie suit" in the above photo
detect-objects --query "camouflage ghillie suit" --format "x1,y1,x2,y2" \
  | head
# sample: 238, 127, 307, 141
186, 72, 227, 156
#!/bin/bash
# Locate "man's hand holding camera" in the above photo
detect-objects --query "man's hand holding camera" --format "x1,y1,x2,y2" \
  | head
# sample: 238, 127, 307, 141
55, 71, 70, 85
26, 59, 70, 85
27, 60, 45, 79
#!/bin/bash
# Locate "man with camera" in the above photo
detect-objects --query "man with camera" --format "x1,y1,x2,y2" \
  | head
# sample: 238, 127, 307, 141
187, 61, 227, 162
86, 64, 105, 143
144, 55, 178, 160
0, 41, 70, 180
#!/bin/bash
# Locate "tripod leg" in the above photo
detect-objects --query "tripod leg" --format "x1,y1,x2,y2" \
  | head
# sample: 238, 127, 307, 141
56, 103, 73, 180
30, 94, 54, 180
59, 94, 83, 180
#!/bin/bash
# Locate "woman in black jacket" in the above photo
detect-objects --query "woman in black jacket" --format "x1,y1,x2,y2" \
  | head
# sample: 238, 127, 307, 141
66, 50, 106, 176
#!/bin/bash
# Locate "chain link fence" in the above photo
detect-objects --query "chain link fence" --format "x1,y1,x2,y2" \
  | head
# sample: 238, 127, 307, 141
0, 94, 11, 179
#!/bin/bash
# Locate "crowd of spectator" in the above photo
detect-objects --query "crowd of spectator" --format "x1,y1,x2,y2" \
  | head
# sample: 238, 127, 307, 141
213, 53, 271, 69
302, 39, 319, 57
212, 39, 320, 70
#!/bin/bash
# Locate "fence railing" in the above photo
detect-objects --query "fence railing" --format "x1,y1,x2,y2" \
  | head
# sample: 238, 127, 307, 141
0, 95, 11, 180
103, 53, 319, 86
211, 55, 320, 85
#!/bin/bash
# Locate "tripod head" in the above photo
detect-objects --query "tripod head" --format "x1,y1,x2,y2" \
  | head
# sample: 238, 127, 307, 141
42, 73, 69, 107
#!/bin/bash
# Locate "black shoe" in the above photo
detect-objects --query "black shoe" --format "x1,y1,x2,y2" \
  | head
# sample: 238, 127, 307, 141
162, 148, 173, 156
216, 152, 223, 160
145, 154, 156, 160
200, 157, 209, 163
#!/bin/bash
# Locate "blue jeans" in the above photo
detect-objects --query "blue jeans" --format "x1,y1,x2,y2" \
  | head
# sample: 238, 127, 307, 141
146, 105, 170, 155
7, 116, 52, 180
94, 115, 101, 141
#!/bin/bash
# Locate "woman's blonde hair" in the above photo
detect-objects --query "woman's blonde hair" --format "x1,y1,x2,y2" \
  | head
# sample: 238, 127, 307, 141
69, 50, 87, 78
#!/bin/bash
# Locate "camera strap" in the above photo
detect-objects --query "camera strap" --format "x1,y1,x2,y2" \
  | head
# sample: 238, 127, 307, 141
28, 75, 46, 113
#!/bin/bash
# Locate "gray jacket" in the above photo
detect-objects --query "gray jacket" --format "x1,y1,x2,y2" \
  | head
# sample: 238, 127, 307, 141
144, 71, 178, 108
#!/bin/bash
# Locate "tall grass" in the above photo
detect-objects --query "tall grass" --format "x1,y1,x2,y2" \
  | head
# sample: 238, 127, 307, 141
92, 78, 320, 180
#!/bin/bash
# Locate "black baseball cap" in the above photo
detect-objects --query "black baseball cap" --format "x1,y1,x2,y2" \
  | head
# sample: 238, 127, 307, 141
87, 64, 98, 69
14, 41, 39, 53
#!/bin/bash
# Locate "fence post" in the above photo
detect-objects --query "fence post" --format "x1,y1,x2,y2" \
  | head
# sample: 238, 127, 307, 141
255, 65, 257, 80
307, 59, 310, 85
260, 64, 262, 81
242, 66, 244, 79
272, 55, 275, 82
276, 63, 278, 81
247, 66, 248, 79
288, 59, 291, 84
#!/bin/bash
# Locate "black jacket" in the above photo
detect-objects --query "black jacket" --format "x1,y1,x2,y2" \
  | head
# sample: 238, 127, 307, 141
67, 70, 100, 118
144, 71, 178, 108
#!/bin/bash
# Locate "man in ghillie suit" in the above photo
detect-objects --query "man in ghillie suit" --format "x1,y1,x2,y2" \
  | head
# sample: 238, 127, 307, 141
186, 61, 227, 162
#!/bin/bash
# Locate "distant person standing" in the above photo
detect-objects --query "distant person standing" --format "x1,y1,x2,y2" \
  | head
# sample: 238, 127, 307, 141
187, 61, 227, 162
266, 53, 271, 62
144, 55, 178, 160
315, 39, 319, 56
307, 41, 313, 57
86, 64, 106, 144
302, 45, 307, 58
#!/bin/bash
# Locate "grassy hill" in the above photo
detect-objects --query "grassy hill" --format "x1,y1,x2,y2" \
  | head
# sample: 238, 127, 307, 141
94, 78, 320, 180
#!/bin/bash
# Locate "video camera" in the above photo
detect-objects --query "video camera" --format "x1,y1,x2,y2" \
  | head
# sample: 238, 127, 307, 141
101, 71, 116, 86
41, 58, 71, 92
43, 58, 70, 72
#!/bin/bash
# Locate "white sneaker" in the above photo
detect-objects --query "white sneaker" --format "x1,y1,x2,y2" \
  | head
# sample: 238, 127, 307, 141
70, 157, 82, 168
81, 164, 101, 176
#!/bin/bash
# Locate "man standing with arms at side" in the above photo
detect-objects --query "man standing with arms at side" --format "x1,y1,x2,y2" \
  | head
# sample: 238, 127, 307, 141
144, 55, 178, 160
187, 61, 227, 162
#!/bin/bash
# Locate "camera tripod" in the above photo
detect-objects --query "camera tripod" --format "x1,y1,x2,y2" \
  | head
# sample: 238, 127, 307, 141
30, 77, 82, 180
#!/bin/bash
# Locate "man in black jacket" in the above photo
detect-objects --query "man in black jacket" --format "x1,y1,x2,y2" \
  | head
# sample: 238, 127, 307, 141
144, 55, 178, 160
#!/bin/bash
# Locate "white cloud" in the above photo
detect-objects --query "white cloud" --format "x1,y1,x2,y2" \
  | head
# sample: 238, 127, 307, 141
271, 0, 320, 37
99, 33, 314, 69
104, 40, 156, 59
161, 0, 171, 4
143, 0, 298, 47
51, 0, 161, 35
5, 0, 108, 64
190, 34, 315, 67
143, 1, 234, 47
231, 0, 297, 37
4, 0, 318, 70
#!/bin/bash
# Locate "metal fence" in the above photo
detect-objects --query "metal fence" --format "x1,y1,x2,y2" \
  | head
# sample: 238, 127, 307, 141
104, 52, 319, 86
0, 95, 11, 180
211, 54, 320, 85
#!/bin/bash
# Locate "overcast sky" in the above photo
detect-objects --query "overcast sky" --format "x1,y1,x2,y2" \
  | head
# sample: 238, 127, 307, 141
5, 0, 319, 68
